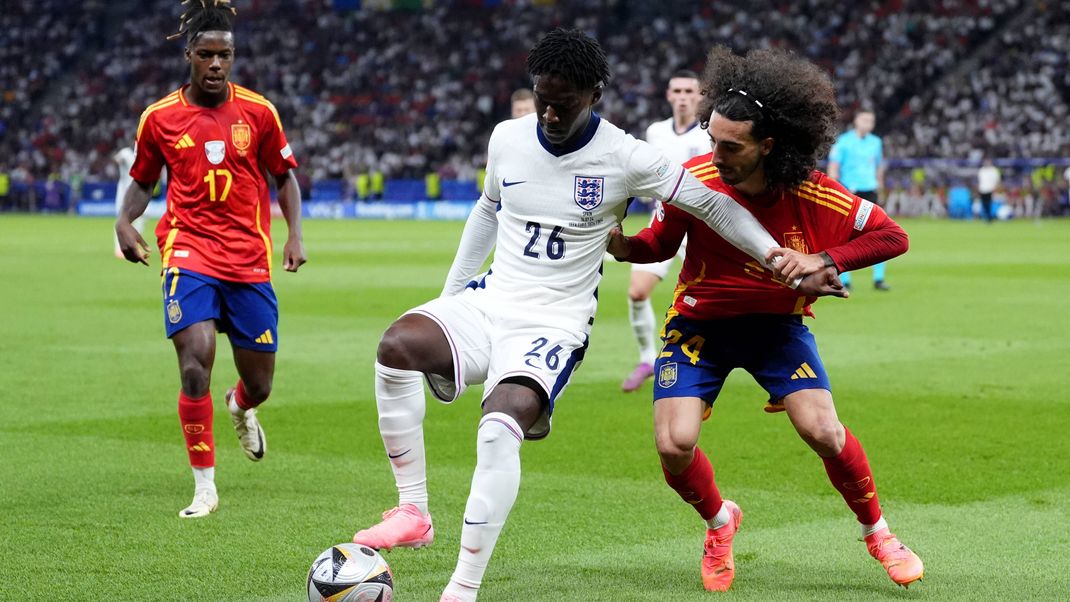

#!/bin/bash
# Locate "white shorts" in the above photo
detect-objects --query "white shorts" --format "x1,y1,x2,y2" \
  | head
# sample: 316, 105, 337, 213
407, 294, 589, 440
631, 235, 688, 279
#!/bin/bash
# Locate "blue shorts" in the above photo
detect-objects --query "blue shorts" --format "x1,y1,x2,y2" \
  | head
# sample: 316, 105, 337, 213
161, 268, 278, 352
654, 314, 830, 406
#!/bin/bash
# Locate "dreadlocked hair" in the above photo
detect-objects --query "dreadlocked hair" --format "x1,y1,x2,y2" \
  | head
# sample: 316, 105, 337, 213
527, 28, 610, 90
698, 46, 839, 190
167, 0, 236, 43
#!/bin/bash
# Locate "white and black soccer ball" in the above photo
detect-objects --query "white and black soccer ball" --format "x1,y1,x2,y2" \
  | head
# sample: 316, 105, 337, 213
307, 543, 393, 602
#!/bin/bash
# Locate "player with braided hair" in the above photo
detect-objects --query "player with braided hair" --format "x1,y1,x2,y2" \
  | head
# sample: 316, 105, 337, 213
116, 0, 305, 518
352, 29, 842, 601
608, 46, 922, 590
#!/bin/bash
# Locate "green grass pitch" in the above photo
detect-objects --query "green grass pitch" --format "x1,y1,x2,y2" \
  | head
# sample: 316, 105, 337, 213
2, 214, 1069, 601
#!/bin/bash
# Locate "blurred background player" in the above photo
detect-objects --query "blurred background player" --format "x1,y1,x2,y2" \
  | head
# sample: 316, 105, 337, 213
621, 69, 709, 392
350, 28, 832, 602
510, 88, 535, 118
113, 145, 139, 257
115, 0, 306, 518
828, 108, 890, 291
977, 157, 1001, 222
609, 46, 922, 591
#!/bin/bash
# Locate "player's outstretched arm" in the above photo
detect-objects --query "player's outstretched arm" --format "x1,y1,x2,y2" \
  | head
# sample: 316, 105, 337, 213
441, 196, 499, 296
115, 179, 154, 265
669, 172, 781, 268
275, 169, 306, 272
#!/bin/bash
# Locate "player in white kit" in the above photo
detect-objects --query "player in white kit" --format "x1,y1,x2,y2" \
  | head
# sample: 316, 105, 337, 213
112, 146, 142, 257
351, 29, 842, 602
622, 70, 711, 392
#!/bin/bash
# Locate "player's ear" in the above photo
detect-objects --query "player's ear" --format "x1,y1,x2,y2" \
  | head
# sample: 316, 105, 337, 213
591, 85, 603, 106
184, 46, 191, 63
759, 137, 774, 157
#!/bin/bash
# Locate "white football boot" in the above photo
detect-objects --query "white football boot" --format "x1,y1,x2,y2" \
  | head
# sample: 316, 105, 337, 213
226, 388, 266, 461
178, 489, 219, 519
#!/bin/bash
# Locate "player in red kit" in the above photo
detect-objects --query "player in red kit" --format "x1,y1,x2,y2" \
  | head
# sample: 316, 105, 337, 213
609, 47, 922, 590
115, 0, 305, 518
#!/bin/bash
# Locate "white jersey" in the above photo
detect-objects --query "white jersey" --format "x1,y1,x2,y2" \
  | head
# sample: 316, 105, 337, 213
471, 113, 692, 333
645, 118, 709, 166
114, 147, 136, 210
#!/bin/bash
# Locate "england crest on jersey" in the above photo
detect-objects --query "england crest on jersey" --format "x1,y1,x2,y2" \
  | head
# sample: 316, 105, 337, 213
574, 176, 604, 210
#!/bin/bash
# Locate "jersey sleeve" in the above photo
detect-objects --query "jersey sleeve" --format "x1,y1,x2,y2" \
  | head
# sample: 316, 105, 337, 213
129, 111, 165, 184
257, 103, 297, 177
624, 137, 686, 202
482, 122, 503, 201
624, 202, 690, 264
812, 174, 909, 271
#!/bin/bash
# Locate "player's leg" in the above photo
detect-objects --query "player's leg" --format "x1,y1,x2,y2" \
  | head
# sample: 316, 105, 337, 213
354, 303, 477, 550
172, 320, 220, 518
654, 315, 741, 591
872, 262, 890, 290
441, 380, 541, 602
760, 317, 921, 586
163, 267, 223, 518
220, 280, 279, 461
442, 326, 585, 601
622, 264, 667, 391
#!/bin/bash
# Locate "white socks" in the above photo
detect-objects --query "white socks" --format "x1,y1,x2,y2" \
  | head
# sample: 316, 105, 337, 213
862, 516, 888, 538
705, 501, 731, 531
375, 361, 429, 514
444, 412, 523, 600
629, 298, 658, 365
192, 467, 215, 492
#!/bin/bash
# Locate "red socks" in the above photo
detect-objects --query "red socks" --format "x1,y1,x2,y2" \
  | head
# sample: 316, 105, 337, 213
822, 427, 881, 525
178, 391, 214, 468
662, 447, 724, 521
232, 380, 260, 410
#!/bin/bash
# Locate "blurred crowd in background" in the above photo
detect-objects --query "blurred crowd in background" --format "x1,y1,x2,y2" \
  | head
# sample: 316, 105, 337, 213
2, 0, 1069, 216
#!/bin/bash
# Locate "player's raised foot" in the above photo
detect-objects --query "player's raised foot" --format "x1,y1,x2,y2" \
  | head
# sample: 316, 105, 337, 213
763, 399, 786, 413
353, 504, 434, 551
874, 280, 891, 292
621, 362, 654, 392
178, 488, 218, 519
226, 388, 265, 461
702, 500, 743, 592
865, 528, 924, 587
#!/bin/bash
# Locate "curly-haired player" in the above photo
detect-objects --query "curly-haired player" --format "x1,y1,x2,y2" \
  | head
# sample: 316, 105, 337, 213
115, 0, 305, 519
609, 46, 922, 591
352, 30, 842, 602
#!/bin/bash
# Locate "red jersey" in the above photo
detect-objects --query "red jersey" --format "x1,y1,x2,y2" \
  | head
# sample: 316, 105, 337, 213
130, 83, 298, 283
629, 153, 908, 320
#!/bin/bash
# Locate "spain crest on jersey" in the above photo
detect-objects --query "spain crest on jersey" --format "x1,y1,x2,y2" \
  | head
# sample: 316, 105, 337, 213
231, 123, 251, 156
574, 176, 604, 210
205, 140, 226, 165
783, 231, 809, 254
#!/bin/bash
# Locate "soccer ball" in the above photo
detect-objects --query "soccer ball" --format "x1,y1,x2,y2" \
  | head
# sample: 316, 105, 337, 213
307, 543, 394, 602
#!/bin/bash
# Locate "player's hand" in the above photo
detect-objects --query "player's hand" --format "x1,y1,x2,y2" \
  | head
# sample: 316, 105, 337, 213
283, 236, 306, 272
796, 266, 849, 298
766, 248, 825, 282
115, 220, 150, 265
606, 226, 630, 260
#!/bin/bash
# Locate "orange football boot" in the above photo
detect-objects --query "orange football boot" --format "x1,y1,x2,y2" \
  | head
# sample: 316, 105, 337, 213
701, 500, 743, 591
865, 528, 924, 587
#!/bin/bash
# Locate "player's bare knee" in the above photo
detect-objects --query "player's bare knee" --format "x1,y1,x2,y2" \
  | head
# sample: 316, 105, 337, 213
376, 325, 419, 370
799, 420, 844, 457
628, 286, 650, 302
655, 432, 695, 466
179, 363, 211, 397
243, 379, 272, 404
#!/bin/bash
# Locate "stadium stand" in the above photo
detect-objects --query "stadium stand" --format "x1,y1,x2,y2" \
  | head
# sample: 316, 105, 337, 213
1, 0, 1066, 215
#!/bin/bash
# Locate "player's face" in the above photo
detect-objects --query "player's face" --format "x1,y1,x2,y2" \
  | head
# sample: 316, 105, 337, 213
665, 77, 700, 120
511, 98, 536, 119
533, 74, 600, 146
854, 111, 875, 135
186, 31, 234, 99
707, 111, 772, 186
